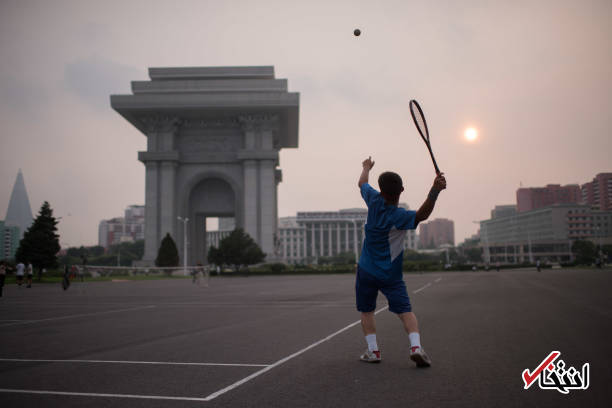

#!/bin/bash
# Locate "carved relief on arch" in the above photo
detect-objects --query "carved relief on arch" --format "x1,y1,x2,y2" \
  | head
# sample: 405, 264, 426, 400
178, 130, 243, 158
238, 114, 280, 132
181, 117, 241, 130
138, 115, 183, 133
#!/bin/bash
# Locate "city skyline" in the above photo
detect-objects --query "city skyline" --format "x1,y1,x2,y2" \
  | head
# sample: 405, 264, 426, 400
1, 0, 611, 247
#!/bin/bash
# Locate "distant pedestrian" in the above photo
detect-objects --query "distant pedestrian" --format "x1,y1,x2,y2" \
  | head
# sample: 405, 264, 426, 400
15, 262, 25, 286
536, 260, 541, 272
76, 265, 84, 282
496, 262, 500, 272
0, 262, 6, 297
26, 262, 34, 288
62, 265, 71, 291
70, 265, 77, 279
81, 255, 87, 281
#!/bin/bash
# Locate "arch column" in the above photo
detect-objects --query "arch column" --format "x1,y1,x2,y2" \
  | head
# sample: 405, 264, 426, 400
238, 115, 280, 258
143, 161, 159, 262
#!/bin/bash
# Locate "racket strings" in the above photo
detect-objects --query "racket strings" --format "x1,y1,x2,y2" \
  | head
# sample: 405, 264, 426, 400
410, 102, 429, 141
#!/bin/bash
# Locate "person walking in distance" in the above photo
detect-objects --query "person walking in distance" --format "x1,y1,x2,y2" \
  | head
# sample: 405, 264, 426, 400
26, 262, 34, 288
0, 261, 7, 297
15, 261, 25, 287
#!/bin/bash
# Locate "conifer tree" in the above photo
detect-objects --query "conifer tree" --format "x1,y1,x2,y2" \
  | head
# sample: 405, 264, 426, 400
16, 201, 60, 271
155, 233, 180, 267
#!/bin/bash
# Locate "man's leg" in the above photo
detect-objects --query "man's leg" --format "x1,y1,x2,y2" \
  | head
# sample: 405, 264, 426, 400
383, 276, 431, 368
398, 311, 422, 349
361, 311, 376, 335
398, 312, 431, 367
356, 267, 381, 362
360, 312, 380, 361
398, 311, 418, 333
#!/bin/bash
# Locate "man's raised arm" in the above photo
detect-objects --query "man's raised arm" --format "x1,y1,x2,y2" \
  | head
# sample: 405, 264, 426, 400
415, 173, 447, 224
358, 156, 375, 188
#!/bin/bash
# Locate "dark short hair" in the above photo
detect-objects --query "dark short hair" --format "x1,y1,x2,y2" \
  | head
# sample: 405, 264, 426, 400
378, 172, 403, 196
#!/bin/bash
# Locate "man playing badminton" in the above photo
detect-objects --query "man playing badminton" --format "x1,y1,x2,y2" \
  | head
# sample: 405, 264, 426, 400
357, 156, 446, 366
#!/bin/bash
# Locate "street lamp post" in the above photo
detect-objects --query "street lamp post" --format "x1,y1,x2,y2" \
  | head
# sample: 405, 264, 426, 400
177, 216, 189, 275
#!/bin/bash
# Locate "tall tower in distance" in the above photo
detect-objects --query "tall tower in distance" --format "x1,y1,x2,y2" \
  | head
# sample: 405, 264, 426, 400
4, 169, 33, 238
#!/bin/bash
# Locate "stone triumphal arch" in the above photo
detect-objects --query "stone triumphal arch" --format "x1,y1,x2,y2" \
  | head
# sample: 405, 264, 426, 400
111, 66, 299, 265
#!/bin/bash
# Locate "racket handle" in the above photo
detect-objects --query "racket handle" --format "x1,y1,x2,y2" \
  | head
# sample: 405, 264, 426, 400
427, 145, 441, 174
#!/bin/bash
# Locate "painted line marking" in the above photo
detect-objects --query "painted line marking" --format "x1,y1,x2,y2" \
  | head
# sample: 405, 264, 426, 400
434, 277, 442, 283
0, 307, 390, 403
0, 388, 209, 402
202, 305, 389, 401
0, 358, 269, 368
413, 282, 431, 294
0, 305, 156, 327
0, 278, 444, 402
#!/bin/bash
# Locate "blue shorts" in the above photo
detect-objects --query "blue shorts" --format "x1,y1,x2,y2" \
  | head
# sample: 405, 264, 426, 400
355, 265, 412, 314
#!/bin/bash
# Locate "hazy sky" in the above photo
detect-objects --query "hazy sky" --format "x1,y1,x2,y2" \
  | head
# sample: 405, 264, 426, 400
1, 0, 611, 247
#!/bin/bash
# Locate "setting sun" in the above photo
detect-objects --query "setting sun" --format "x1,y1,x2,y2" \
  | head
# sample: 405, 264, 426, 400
464, 127, 478, 142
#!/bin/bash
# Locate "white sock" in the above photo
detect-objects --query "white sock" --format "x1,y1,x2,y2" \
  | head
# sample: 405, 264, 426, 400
409, 332, 421, 349
365, 334, 378, 351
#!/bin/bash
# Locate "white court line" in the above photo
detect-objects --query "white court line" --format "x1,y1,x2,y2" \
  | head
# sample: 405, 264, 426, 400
0, 388, 209, 402
0, 307, 389, 403
203, 305, 389, 401
0, 358, 269, 368
434, 277, 442, 283
0, 305, 155, 327
0, 278, 443, 402
412, 282, 432, 294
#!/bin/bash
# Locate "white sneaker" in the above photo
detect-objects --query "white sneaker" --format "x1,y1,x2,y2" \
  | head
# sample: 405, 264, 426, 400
410, 346, 431, 367
360, 349, 381, 363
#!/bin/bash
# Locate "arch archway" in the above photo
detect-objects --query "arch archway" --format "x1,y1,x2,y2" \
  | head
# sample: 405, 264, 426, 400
187, 177, 236, 264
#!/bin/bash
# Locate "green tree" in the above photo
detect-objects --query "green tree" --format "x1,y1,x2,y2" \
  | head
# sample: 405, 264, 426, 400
15, 201, 60, 272
571, 240, 597, 265
319, 251, 356, 265
207, 228, 265, 272
155, 233, 180, 267
108, 240, 145, 266
464, 247, 483, 263
207, 245, 222, 267
601, 244, 612, 263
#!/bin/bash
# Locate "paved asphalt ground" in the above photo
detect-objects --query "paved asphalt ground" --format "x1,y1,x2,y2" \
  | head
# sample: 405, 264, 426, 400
0, 268, 610, 408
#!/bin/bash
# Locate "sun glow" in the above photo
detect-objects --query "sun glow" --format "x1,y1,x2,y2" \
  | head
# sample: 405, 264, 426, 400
464, 127, 478, 142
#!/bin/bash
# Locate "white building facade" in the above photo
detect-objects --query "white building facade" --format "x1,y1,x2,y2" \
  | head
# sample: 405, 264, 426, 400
278, 205, 418, 264
480, 203, 612, 263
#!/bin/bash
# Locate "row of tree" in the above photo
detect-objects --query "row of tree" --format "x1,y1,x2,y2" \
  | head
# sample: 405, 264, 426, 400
8, 201, 609, 270
59, 240, 144, 267
156, 229, 266, 272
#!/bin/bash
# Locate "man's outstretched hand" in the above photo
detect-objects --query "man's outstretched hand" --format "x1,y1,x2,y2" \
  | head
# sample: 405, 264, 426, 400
433, 172, 447, 191
359, 156, 375, 188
